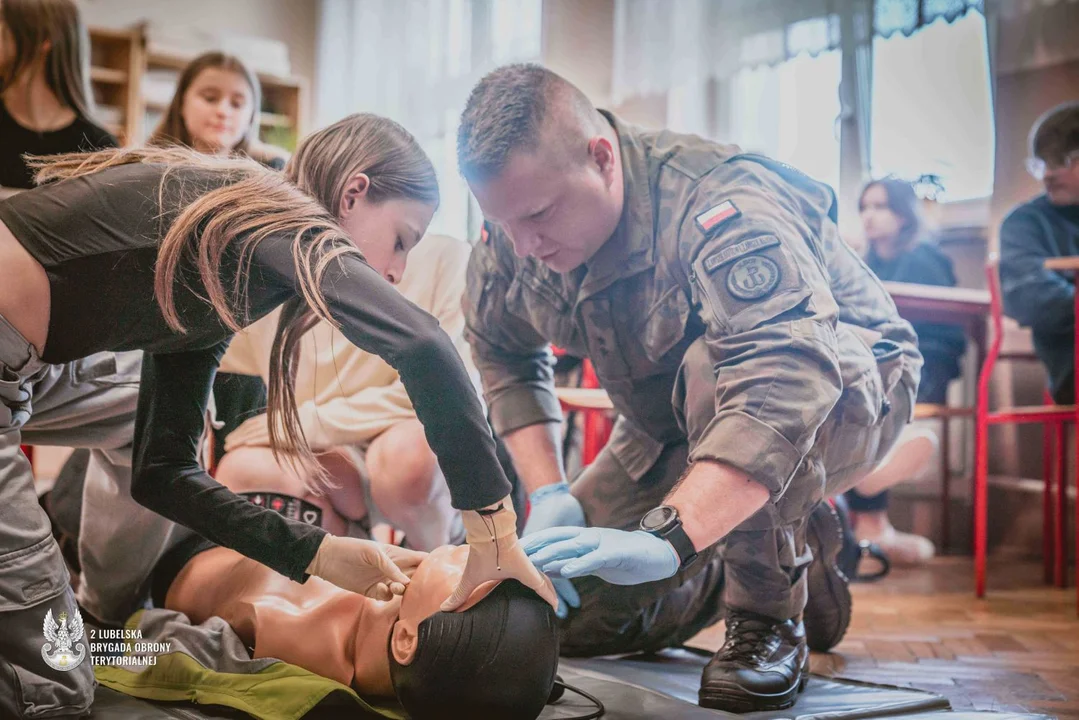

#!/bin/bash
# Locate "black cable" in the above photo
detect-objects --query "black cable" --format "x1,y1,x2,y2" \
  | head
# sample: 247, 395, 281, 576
547, 678, 605, 719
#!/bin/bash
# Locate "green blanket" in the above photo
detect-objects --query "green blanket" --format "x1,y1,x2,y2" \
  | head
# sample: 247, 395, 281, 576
94, 609, 405, 720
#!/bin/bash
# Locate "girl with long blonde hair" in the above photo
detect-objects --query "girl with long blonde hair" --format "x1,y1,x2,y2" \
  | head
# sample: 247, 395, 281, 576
0, 113, 554, 718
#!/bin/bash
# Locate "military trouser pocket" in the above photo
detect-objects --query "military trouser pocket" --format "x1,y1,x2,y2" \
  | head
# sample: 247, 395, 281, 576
0, 536, 70, 612
71, 352, 141, 388
0, 591, 96, 719
0, 539, 94, 720
0, 365, 33, 429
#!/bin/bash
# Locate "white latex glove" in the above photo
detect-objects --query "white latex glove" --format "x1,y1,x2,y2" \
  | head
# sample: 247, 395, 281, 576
306, 535, 427, 601
441, 495, 558, 612
224, 413, 273, 452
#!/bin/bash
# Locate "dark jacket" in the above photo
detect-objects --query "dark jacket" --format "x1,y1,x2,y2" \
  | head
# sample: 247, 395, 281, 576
867, 241, 967, 404
1000, 195, 1079, 403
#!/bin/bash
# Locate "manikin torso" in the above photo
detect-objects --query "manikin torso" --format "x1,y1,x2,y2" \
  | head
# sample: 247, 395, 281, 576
165, 543, 491, 697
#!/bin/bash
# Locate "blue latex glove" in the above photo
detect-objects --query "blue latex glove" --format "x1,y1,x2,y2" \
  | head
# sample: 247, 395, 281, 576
522, 527, 680, 585
523, 484, 585, 618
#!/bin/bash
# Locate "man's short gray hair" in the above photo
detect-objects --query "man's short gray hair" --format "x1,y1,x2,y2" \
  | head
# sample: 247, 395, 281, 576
457, 63, 592, 184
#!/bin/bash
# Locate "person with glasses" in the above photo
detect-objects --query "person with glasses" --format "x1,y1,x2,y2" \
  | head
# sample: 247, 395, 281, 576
1001, 101, 1079, 403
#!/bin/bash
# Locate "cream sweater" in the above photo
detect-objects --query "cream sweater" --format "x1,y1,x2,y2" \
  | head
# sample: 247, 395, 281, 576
219, 234, 477, 449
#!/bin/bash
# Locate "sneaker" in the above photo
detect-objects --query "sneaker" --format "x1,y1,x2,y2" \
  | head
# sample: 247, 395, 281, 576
864, 524, 935, 566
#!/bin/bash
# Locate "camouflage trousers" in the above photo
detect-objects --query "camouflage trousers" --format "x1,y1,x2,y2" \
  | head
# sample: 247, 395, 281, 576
560, 338, 912, 649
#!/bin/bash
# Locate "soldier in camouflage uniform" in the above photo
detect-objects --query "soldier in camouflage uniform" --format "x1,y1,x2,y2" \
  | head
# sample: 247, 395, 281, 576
458, 65, 921, 712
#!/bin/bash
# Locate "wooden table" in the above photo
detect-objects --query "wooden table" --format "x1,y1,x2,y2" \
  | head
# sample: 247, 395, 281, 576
1043, 257, 1079, 272
555, 387, 615, 412
882, 281, 991, 369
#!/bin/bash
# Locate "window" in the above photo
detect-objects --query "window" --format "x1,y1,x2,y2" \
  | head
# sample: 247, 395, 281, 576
729, 49, 843, 190
870, 11, 994, 202
423, 110, 471, 239
491, 0, 543, 65
316, 0, 543, 242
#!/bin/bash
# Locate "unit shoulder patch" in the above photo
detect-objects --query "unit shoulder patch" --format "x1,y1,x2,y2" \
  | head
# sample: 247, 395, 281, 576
726, 255, 781, 300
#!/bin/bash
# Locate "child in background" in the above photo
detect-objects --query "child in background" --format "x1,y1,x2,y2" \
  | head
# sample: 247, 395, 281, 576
148, 51, 286, 168
0, 0, 117, 193
149, 51, 290, 457
845, 178, 967, 565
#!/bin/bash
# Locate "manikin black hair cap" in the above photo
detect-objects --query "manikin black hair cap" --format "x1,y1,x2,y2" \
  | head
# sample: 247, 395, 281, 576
389, 580, 559, 719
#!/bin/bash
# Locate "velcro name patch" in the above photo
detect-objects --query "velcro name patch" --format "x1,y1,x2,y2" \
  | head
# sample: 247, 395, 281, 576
702, 236, 780, 274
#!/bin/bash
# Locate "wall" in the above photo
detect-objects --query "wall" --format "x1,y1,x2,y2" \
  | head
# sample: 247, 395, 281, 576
990, 59, 1079, 235
542, 0, 667, 128
81, 0, 318, 121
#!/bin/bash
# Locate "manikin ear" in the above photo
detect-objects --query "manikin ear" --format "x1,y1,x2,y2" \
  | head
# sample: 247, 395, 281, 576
391, 619, 418, 665
587, 137, 617, 186
338, 173, 372, 219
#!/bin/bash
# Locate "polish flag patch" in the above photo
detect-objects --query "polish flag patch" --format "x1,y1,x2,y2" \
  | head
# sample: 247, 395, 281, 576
695, 200, 741, 233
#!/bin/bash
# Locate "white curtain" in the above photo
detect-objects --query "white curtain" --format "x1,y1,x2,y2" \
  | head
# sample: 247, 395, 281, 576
315, 0, 543, 240
612, 0, 843, 105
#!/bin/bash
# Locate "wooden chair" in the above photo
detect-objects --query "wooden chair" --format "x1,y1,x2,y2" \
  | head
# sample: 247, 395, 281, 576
911, 403, 975, 551
974, 253, 1075, 604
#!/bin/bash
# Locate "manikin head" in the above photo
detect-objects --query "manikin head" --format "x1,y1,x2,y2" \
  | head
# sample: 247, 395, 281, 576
210, 451, 557, 716
389, 545, 559, 720
457, 64, 625, 273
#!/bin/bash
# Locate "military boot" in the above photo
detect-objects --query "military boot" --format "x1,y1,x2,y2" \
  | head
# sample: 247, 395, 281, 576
802, 501, 853, 652
699, 610, 809, 712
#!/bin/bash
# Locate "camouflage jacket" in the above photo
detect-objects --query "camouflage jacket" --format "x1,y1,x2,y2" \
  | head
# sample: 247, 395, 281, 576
464, 112, 921, 500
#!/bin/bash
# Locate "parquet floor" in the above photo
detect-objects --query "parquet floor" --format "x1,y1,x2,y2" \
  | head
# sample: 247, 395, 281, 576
689, 557, 1079, 719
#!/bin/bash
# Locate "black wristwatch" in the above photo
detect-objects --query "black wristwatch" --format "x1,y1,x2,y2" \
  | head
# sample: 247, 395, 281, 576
640, 505, 698, 569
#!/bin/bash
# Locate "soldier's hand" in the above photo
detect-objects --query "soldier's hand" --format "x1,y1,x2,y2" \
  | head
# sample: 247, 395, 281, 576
523, 527, 680, 586
522, 483, 585, 618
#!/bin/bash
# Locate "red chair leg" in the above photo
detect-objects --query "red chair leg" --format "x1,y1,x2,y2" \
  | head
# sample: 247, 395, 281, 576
1060, 421, 1072, 589
940, 417, 951, 553
1044, 423, 1055, 584
974, 417, 989, 598
580, 360, 612, 466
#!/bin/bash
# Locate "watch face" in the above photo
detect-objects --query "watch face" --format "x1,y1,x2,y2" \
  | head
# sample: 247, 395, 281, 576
642, 506, 675, 532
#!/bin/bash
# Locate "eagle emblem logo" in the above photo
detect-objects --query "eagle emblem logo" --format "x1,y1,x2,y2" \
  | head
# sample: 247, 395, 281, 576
42, 608, 87, 671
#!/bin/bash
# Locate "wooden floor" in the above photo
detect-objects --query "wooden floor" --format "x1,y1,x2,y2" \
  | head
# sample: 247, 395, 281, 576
690, 557, 1079, 719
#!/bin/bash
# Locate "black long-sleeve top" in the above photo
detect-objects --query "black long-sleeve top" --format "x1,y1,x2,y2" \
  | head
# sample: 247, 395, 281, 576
0, 162, 510, 582
0, 100, 118, 189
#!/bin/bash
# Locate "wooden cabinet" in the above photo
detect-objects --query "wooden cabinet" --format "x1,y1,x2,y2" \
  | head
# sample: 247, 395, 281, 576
88, 26, 144, 144
89, 26, 306, 149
